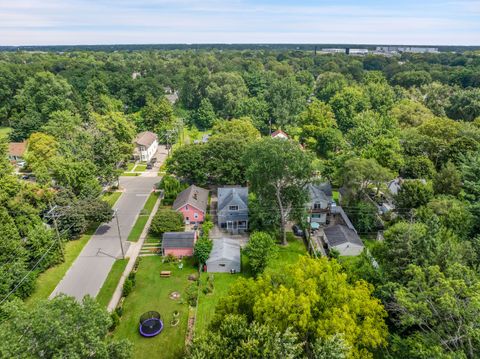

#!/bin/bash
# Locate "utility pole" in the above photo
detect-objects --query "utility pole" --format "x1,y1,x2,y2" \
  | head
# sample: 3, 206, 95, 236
48, 205, 65, 257
114, 209, 125, 259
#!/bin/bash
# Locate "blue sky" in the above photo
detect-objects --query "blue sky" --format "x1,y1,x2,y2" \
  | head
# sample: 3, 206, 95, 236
1, 0, 479, 46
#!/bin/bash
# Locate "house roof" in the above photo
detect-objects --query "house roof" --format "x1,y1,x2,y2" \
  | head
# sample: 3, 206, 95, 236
206, 238, 241, 264
172, 185, 209, 213
135, 131, 157, 147
218, 187, 248, 212
162, 232, 196, 249
308, 182, 333, 203
330, 206, 356, 231
324, 224, 364, 248
271, 129, 289, 139
8, 141, 27, 157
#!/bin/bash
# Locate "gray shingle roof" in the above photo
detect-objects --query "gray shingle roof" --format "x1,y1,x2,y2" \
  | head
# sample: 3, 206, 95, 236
206, 238, 241, 263
218, 187, 248, 212
172, 185, 209, 212
162, 232, 196, 248
324, 225, 363, 247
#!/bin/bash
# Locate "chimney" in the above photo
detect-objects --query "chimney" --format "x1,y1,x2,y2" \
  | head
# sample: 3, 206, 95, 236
193, 191, 198, 200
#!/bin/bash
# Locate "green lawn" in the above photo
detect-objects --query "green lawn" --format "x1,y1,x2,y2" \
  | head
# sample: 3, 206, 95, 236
195, 235, 307, 335
332, 190, 340, 202
127, 192, 160, 242
135, 164, 147, 172
102, 191, 122, 207
195, 272, 243, 335
126, 162, 136, 171
0, 126, 11, 139
96, 259, 128, 307
128, 216, 149, 242
26, 231, 93, 306
113, 256, 196, 359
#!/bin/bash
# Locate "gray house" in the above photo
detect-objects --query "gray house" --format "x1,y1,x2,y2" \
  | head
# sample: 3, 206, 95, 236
206, 238, 241, 273
306, 182, 333, 225
217, 187, 248, 234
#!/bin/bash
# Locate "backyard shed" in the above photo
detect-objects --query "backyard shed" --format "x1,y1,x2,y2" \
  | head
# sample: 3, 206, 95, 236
162, 231, 197, 258
206, 238, 241, 273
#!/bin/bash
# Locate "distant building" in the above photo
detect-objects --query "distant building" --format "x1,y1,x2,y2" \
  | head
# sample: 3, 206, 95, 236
172, 185, 209, 224
164, 86, 179, 105
8, 141, 27, 162
206, 238, 241, 273
162, 231, 197, 258
375, 46, 439, 54
347, 48, 369, 55
131, 72, 141, 80
133, 131, 158, 162
271, 129, 289, 140
321, 48, 346, 54
306, 182, 333, 225
217, 187, 248, 234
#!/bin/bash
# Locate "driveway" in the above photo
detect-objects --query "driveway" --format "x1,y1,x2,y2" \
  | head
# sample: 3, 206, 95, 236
50, 176, 159, 301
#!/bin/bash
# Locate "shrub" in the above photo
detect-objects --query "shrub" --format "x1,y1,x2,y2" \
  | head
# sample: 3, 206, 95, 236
164, 253, 177, 263
186, 283, 198, 306
110, 312, 120, 331
115, 306, 123, 318
243, 232, 278, 276
122, 278, 135, 297
194, 238, 213, 266
150, 209, 184, 237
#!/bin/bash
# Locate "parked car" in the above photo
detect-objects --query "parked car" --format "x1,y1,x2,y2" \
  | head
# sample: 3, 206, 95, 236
150, 157, 157, 164
292, 224, 304, 237
146, 163, 153, 169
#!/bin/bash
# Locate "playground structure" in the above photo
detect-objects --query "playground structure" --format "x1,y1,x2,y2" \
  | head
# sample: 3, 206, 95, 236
139, 311, 163, 337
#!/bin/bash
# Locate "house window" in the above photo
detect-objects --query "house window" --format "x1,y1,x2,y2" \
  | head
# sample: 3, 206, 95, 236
185, 205, 189, 210
238, 221, 247, 229
186, 217, 190, 221
219, 263, 226, 267
313, 203, 322, 210
194, 213, 199, 219
229, 205, 239, 211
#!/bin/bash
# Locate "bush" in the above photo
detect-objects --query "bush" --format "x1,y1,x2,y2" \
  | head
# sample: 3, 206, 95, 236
243, 232, 278, 276
185, 283, 198, 306
150, 209, 184, 237
133, 257, 142, 271
110, 312, 120, 331
164, 253, 177, 263
115, 306, 123, 318
122, 278, 135, 297
194, 238, 213, 266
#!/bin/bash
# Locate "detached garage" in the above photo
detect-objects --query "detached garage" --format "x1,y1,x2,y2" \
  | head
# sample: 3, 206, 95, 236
206, 238, 241, 273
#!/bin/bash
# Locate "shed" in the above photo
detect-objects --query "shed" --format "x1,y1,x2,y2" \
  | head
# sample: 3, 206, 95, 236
206, 238, 241, 273
162, 231, 197, 258
324, 224, 364, 256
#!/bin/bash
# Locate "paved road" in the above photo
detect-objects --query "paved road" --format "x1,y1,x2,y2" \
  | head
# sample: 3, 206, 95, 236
50, 176, 159, 301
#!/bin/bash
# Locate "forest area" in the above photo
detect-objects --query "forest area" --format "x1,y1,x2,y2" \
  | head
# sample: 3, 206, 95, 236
1, 48, 480, 358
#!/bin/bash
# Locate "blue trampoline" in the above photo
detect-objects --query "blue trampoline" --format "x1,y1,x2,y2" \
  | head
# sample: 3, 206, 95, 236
139, 311, 163, 337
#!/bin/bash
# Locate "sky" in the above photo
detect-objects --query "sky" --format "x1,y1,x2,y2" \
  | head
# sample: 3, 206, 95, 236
1, 0, 480, 46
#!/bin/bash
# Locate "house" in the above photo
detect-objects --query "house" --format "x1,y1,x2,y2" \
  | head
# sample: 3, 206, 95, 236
387, 178, 402, 196
162, 231, 197, 258
134, 131, 158, 162
271, 129, 289, 139
324, 225, 364, 256
217, 187, 248, 234
306, 182, 333, 225
8, 141, 27, 163
206, 238, 241, 273
172, 185, 209, 224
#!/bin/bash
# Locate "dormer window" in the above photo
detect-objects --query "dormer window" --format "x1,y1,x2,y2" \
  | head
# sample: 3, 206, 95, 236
229, 205, 239, 211
313, 203, 322, 210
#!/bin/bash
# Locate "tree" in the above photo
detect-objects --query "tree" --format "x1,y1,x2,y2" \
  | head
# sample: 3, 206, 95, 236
341, 158, 393, 201
150, 209, 184, 237
0, 295, 132, 358
311, 334, 350, 359
394, 180, 434, 209
459, 151, 480, 203
206, 72, 249, 118
392, 70, 432, 88
166, 144, 209, 186
211, 117, 260, 142
244, 138, 314, 245
212, 257, 388, 358
243, 232, 278, 276
192, 98, 216, 129
158, 175, 185, 205
392, 264, 480, 358
187, 314, 303, 359
329, 86, 370, 133
433, 161, 461, 196
11, 71, 75, 140
391, 99, 434, 128
446, 88, 480, 122
401, 156, 436, 179
347, 201, 378, 233
24, 132, 59, 183
140, 94, 175, 135
315, 72, 348, 102
194, 238, 213, 267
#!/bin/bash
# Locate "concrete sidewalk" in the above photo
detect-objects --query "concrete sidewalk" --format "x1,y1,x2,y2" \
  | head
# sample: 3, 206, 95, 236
107, 196, 162, 312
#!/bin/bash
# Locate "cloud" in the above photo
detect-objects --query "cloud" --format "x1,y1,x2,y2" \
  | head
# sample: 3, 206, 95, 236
0, 0, 479, 45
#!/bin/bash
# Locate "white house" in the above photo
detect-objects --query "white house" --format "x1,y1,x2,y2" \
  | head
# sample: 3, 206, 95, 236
134, 131, 158, 162
206, 238, 241, 273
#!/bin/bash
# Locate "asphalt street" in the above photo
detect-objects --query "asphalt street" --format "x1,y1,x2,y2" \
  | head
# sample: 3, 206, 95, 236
50, 176, 159, 301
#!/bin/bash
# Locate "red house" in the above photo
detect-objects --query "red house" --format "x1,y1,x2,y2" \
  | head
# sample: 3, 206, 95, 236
162, 232, 197, 258
271, 129, 289, 140
172, 185, 209, 224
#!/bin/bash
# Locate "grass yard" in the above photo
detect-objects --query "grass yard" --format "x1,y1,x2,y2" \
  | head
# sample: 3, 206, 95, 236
96, 259, 128, 307
102, 191, 122, 207
113, 256, 196, 359
0, 126, 11, 138
126, 162, 136, 171
266, 234, 307, 274
26, 231, 93, 306
135, 164, 147, 172
127, 192, 160, 242
195, 272, 243, 335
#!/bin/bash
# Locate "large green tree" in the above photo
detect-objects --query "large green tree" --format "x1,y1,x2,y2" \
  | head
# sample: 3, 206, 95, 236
244, 138, 314, 245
